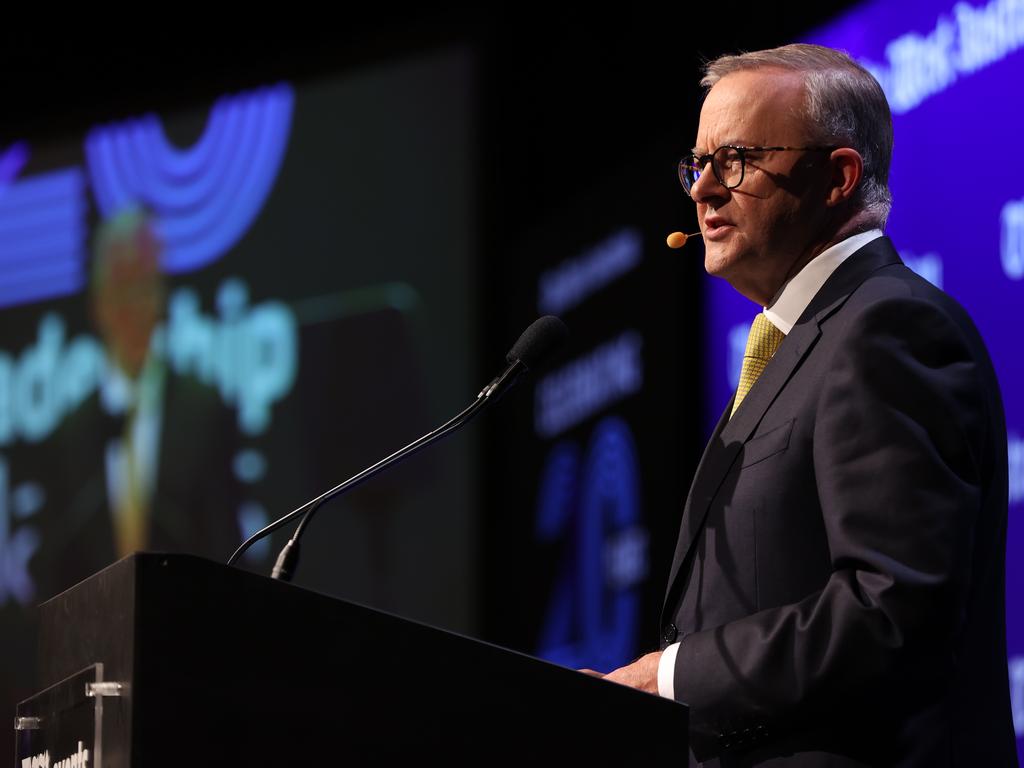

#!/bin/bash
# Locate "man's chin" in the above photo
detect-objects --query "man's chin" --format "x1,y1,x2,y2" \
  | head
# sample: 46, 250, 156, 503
703, 249, 737, 279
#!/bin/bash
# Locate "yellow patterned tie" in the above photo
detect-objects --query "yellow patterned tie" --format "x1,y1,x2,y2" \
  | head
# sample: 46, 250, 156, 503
731, 314, 786, 418
114, 412, 149, 558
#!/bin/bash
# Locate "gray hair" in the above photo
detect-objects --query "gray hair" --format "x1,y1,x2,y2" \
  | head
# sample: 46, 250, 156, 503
703, 44, 893, 227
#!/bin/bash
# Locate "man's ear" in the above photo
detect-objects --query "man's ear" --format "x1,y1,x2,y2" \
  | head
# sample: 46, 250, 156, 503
825, 147, 863, 207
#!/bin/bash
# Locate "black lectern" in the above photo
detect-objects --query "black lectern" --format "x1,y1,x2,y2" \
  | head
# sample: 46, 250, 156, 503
17, 553, 687, 766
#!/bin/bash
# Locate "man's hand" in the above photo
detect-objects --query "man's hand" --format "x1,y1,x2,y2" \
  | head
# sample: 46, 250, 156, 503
587, 651, 662, 694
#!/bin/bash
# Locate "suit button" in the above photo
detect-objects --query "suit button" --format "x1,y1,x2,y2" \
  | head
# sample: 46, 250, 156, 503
662, 623, 678, 644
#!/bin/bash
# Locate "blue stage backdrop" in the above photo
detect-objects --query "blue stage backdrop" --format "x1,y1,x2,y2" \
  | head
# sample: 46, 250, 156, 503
702, 0, 1024, 756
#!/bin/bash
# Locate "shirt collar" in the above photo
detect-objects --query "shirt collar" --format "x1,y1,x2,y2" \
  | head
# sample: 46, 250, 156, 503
99, 353, 164, 416
763, 229, 883, 334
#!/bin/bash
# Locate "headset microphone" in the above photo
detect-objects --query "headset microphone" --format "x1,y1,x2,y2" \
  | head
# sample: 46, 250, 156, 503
666, 231, 703, 249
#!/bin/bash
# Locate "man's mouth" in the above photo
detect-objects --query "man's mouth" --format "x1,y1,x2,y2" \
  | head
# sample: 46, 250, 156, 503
704, 216, 734, 240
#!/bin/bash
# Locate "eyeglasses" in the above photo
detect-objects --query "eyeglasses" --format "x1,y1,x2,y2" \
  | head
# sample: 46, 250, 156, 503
678, 145, 836, 196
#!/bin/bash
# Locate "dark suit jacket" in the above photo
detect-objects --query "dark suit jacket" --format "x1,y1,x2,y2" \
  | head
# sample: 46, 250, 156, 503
660, 237, 1016, 767
34, 370, 240, 601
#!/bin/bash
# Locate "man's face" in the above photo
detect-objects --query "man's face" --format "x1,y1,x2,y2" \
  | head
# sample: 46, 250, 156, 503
691, 68, 831, 305
93, 223, 165, 380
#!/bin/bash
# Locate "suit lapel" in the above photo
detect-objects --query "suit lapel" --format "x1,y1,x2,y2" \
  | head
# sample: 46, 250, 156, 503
662, 237, 904, 614
661, 319, 822, 611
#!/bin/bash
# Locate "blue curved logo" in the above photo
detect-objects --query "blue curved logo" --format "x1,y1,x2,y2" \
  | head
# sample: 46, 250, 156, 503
85, 83, 294, 274
0, 157, 87, 310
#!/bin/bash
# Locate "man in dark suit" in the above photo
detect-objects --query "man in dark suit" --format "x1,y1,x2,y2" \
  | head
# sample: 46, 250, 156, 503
34, 208, 239, 600
593, 44, 1016, 766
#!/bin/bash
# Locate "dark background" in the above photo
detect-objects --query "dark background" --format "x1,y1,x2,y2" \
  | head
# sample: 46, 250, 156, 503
0, 7, 863, 758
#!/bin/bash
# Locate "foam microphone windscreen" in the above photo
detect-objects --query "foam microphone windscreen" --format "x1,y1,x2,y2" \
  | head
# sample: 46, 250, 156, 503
505, 315, 568, 369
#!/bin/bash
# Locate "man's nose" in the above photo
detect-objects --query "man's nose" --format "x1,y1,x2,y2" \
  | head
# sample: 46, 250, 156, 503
690, 159, 729, 203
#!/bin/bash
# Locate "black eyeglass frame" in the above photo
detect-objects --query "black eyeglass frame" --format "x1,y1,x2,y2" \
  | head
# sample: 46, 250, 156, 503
678, 145, 837, 196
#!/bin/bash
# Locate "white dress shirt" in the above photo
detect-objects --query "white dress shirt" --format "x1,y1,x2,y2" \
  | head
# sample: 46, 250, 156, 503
656, 228, 884, 702
101, 355, 166, 533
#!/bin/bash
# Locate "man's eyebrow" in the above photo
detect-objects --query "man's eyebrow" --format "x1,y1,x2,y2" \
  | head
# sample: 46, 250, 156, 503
690, 140, 749, 154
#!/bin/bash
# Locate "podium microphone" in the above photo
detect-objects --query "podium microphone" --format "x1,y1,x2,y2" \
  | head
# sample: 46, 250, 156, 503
227, 315, 569, 580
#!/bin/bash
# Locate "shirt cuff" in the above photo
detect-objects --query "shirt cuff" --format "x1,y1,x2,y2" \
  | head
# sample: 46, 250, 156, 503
657, 641, 681, 700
